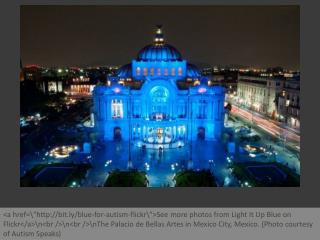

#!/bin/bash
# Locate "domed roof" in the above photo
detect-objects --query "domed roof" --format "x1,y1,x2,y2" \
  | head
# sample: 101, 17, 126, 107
116, 63, 132, 78
137, 44, 182, 61
137, 25, 182, 62
186, 63, 201, 78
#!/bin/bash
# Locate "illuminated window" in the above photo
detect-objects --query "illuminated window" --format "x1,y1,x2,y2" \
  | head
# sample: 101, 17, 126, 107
171, 68, 176, 76
157, 68, 161, 76
143, 68, 147, 76
164, 68, 168, 76
150, 68, 154, 76
111, 99, 123, 119
178, 67, 182, 76
136, 67, 141, 76
285, 99, 290, 107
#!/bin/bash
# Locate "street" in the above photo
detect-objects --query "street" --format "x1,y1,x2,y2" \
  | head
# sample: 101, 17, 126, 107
230, 105, 300, 150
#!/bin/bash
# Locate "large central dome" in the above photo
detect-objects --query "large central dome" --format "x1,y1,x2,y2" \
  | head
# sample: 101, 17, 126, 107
137, 44, 182, 61
137, 25, 182, 62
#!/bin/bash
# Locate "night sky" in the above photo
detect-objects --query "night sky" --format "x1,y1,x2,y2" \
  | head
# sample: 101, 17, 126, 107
20, 6, 299, 70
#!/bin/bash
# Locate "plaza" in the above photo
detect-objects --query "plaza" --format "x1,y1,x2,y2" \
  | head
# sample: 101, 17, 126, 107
20, 110, 300, 187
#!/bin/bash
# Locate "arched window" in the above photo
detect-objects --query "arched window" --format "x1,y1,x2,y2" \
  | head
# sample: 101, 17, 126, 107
178, 67, 182, 76
171, 68, 176, 76
157, 68, 161, 76
164, 68, 168, 76
143, 68, 147, 76
136, 67, 141, 76
150, 68, 154, 76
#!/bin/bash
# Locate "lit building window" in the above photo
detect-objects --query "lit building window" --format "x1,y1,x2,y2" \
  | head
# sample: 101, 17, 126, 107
111, 99, 123, 119
285, 99, 290, 107
178, 67, 182, 76
143, 68, 147, 76
157, 68, 161, 76
136, 67, 141, 76
171, 68, 176, 76
164, 68, 168, 76
150, 68, 154, 76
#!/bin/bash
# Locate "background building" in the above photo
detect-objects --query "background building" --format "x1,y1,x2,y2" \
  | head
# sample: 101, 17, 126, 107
236, 75, 284, 118
277, 76, 300, 130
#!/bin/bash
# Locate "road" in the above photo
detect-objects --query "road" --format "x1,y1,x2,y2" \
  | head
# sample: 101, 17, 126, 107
230, 105, 300, 148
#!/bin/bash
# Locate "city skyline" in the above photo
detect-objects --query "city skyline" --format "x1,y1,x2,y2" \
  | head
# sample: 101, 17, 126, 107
21, 6, 299, 70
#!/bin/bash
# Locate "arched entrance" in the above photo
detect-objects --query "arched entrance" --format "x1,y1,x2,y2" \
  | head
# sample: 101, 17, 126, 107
197, 127, 205, 140
113, 127, 122, 140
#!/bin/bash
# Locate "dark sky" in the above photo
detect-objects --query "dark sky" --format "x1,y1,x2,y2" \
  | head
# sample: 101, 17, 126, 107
20, 6, 300, 70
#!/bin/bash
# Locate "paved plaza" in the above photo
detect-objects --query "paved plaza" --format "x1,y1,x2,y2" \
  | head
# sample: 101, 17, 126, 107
21, 116, 300, 187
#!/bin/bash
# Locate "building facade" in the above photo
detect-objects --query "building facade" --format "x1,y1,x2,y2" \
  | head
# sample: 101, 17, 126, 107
93, 26, 225, 148
236, 75, 284, 118
277, 77, 300, 130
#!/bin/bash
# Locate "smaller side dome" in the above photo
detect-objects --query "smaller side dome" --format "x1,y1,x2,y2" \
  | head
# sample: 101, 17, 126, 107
116, 63, 132, 78
186, 63, 201, 78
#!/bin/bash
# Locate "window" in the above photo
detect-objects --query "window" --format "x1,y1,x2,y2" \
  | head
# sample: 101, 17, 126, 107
164, 68, 168, 76
136, 67, 141, 76
178, 67, 182, 76
111, 99, 123, 119
143, 68, 147, 76
171, 68, 176, 76
157, 68, 161, 76
150, 68, 154, 76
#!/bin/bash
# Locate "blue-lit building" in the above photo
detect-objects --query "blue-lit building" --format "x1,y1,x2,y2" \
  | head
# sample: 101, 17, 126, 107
93, 26, 225, 148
